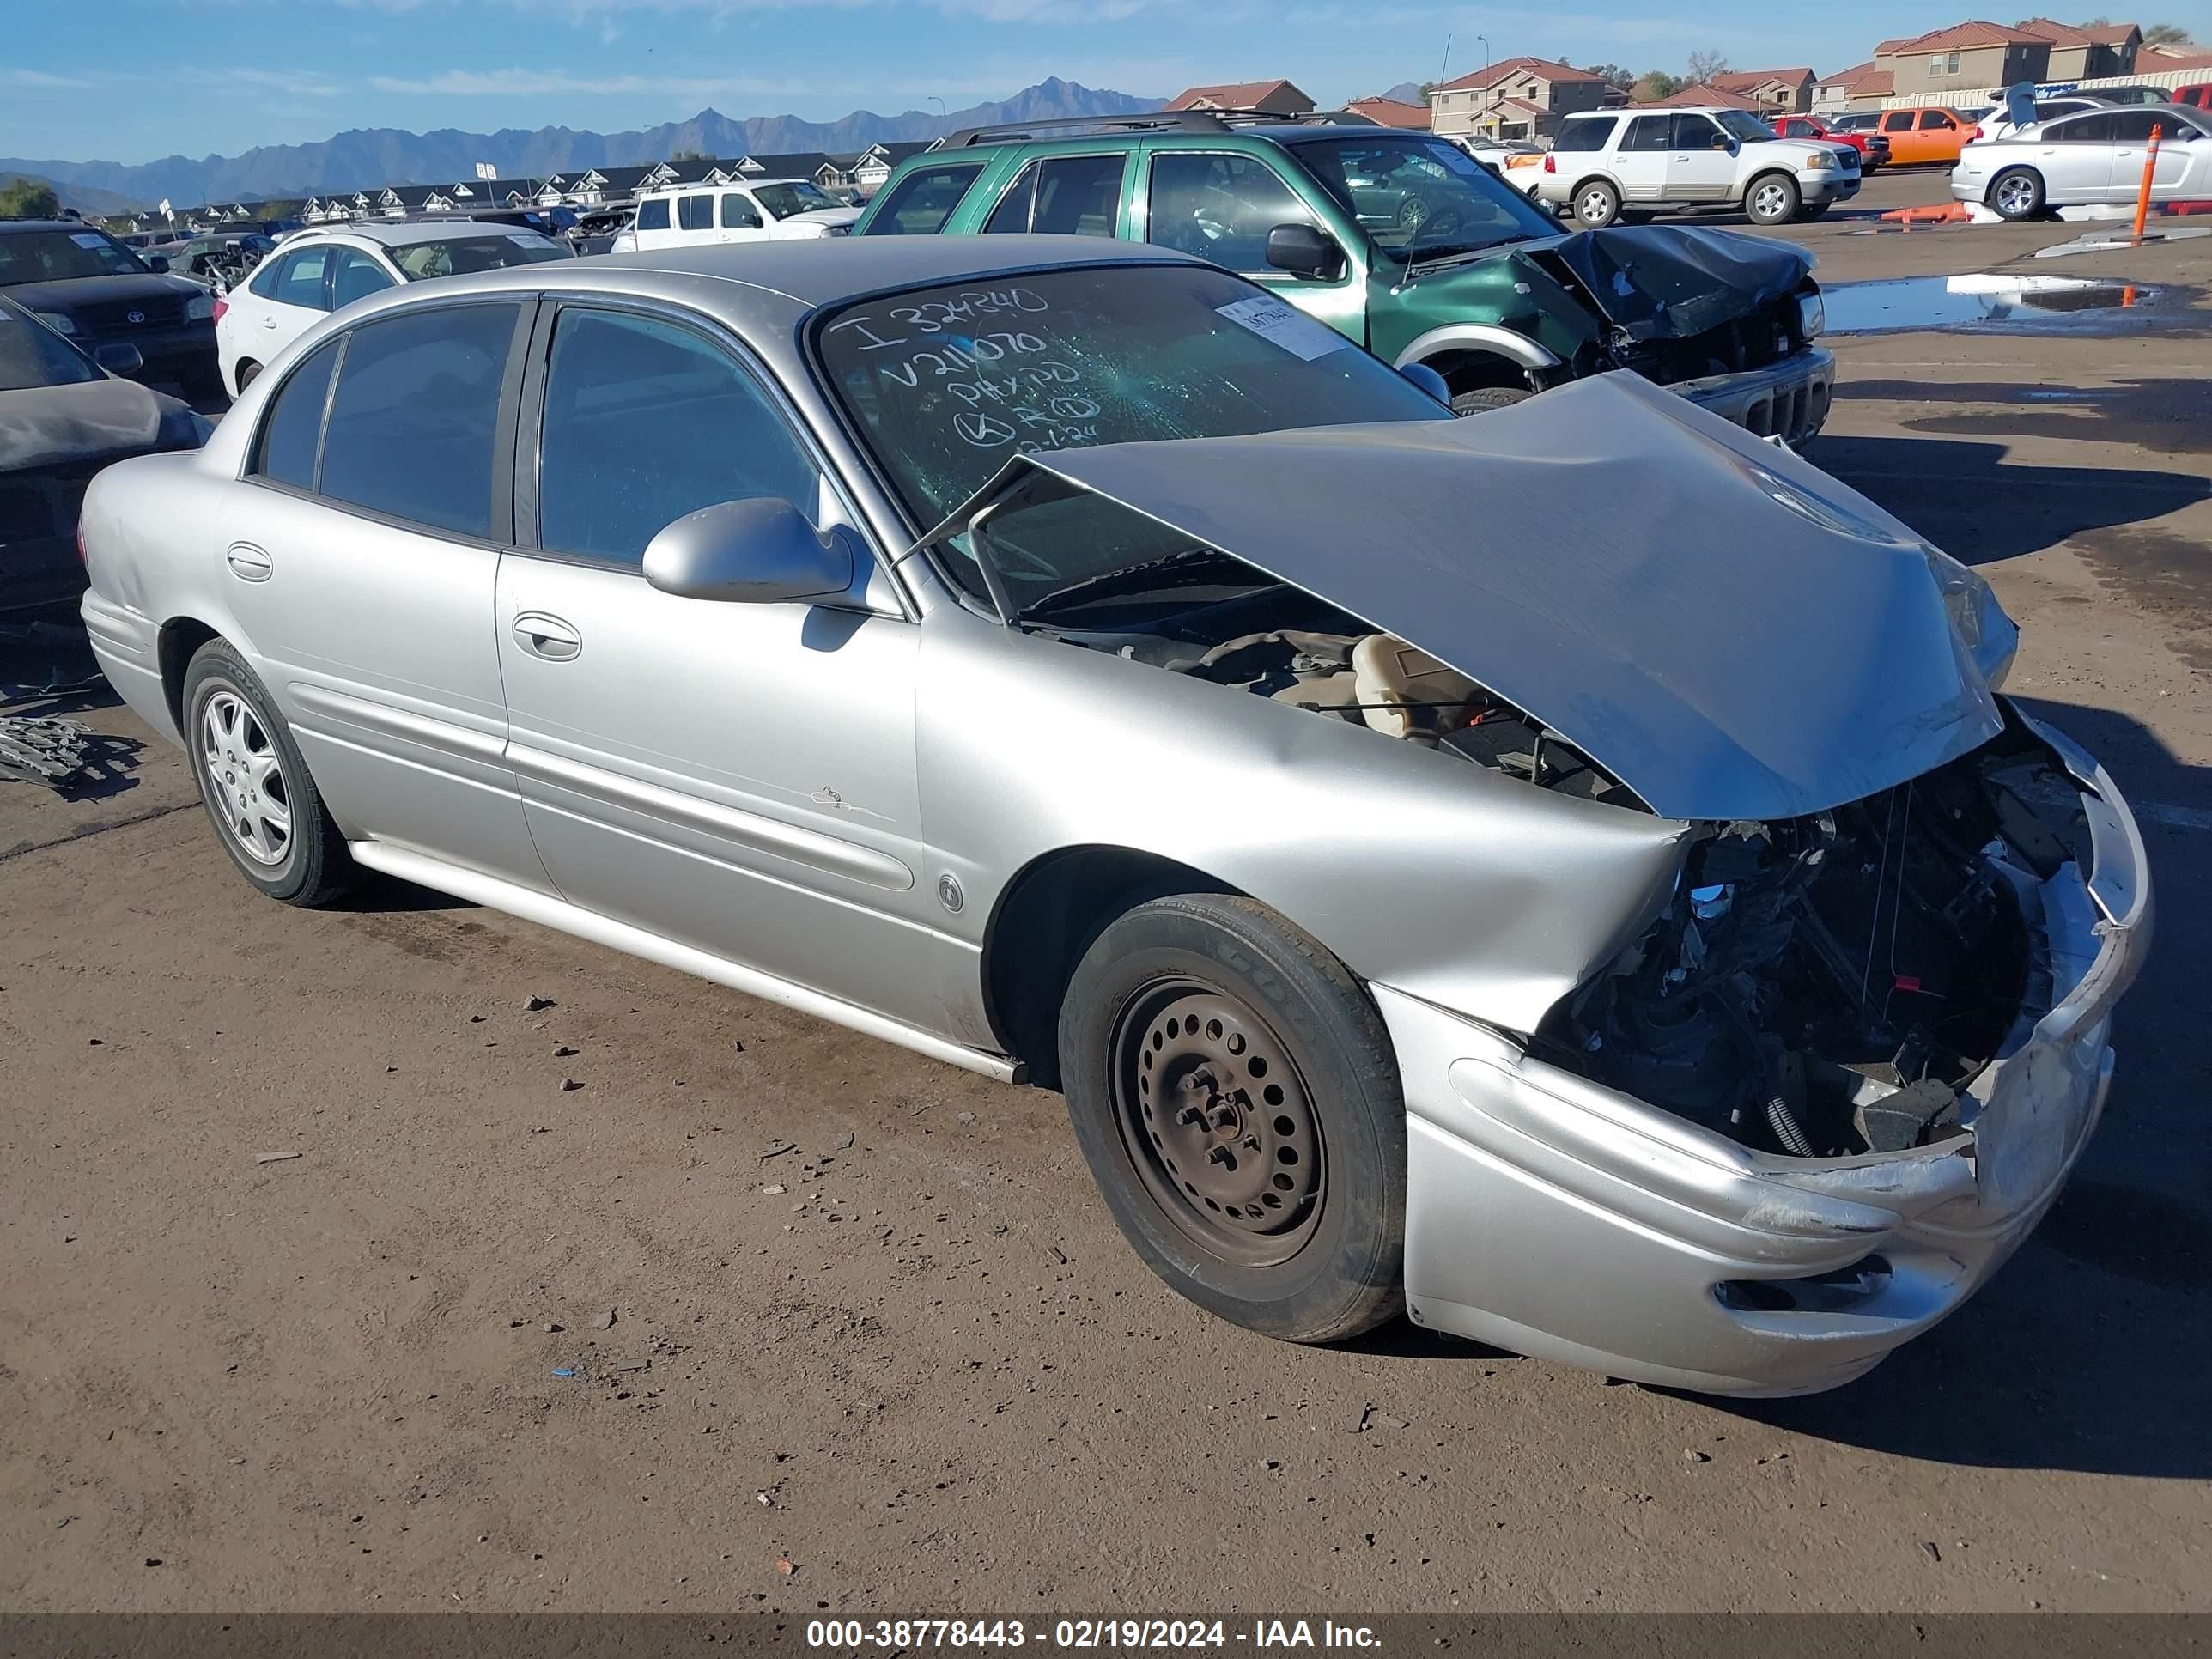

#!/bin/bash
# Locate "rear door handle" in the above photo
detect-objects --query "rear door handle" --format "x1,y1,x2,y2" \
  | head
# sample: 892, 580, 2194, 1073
226, 542, 273, 581
512, 611, 581, 661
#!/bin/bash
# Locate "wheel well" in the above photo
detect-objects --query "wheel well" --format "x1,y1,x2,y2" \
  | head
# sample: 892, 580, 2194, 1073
982, 846, 1238, 1091
1987, 163, 2041, 198
1569, 173, 1616, 204
1416, 348, 1533, 398
158, 617, 220, 732
1743, 167, 1798, 204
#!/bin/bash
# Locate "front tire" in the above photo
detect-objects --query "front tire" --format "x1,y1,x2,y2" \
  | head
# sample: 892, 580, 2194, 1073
1990, 167, 2045, 221
182, 640, 360, 907
1450, 386, 1532, 415
1573, 179, 1621, 228
1746, 173, 1802, 226
1058, 894, 1407, 1345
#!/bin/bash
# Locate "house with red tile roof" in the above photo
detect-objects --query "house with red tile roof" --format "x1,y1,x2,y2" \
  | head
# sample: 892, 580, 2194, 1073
1427, 57, 1617, 141
1812, 60, 1896, 114
1164, 80, 1315, 116
1343, 95, 1431, 129
1633, 82, 1768, 111
2014, 16, 2142, 77
1705, 67, 1816, 112
1870, 19, 2139, 99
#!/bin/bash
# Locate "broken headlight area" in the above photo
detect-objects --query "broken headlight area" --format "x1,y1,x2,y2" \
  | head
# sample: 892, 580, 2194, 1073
1538, 716, 2092, 1158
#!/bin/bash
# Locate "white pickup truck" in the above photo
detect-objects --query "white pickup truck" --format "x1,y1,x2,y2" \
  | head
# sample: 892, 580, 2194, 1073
1536, 106, 1863, 228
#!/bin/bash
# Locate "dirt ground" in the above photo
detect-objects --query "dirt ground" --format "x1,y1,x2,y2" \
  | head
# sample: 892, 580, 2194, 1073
3, 170, 2210, 1616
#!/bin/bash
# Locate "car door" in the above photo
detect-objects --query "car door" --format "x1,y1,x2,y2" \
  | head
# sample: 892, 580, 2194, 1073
495, 300, 954, 1030
719, 189, 765, 242
221, 298, 550, 886
245, 243, 334, 358
2103, 108, 2194, 198
1605, 115, 1672, 201
1879, 108, 1923, 164
1667, 114, 1738, 200
1139, 149, 1365, 343
675, 192, 715, 247
1915, 107, 1966, 162
2029, 112, 2115, 201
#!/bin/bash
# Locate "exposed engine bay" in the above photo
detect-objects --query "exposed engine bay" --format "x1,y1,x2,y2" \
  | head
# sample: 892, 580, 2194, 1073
1036, 580, 2088, 1164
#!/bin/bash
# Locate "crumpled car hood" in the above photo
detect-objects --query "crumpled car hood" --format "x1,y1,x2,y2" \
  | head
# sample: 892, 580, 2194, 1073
0, 374, 188, 472
1533, 224, 1813, 342
945, 371, 2010, 823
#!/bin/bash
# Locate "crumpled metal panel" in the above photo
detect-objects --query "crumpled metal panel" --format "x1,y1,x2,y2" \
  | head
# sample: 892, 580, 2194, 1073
1536, 224, 1813, 341
952, 370, 2008, 823
0, 375, 172, 473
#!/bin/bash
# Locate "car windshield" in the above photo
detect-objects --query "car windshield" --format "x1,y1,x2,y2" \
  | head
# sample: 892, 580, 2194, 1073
0, 298, 101, 390
0, 228, 151, 287
815, 263, 1447, 605
1716, 111, 1784, 143
390, 233, 573, 279
755, 182, 840, 218
1291, 136, 1558, 260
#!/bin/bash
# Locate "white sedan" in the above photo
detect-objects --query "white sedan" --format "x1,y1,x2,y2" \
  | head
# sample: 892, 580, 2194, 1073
214, 219, 570, 398
1954, 103, 2212, 220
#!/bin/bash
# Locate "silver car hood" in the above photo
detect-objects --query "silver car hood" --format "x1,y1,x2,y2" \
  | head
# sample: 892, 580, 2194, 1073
945, 371, 2009, 823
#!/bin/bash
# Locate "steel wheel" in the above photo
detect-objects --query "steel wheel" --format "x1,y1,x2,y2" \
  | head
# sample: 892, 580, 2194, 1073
1110, 980, 1324, 1267
198, 688, 292, 866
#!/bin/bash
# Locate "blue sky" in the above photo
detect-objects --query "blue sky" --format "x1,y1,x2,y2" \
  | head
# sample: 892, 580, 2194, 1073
5, 0, 2209, 163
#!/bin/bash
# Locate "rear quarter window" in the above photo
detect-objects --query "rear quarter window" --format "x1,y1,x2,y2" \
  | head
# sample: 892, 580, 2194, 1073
861, 162, 986, 234
1553, 118, 1618, 153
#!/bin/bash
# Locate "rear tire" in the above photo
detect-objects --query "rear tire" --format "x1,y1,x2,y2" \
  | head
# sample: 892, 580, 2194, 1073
1573, 179, 1621, 228
1990, 167, 2045, 222
233, 359, 262, 396
1058, 894, 1406, 1345
182, 640, 361, 907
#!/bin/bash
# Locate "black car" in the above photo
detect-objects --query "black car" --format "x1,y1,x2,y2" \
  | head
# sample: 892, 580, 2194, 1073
0, 220, 221, 401
0, 296, 208, 612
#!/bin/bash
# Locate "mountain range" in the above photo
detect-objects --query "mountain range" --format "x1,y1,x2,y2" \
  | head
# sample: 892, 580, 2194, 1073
0, 78, 1159, 210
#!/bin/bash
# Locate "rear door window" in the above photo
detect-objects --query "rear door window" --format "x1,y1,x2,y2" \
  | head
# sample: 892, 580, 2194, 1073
983, 155, 1125, 235
315, 303, 520, 538
1621, 116, 1674, 151
635, 198, 672, 231
861, 162, 985, 234
678, 194, 714, 231
268, 247, 332, 310
251, 337, 341, 491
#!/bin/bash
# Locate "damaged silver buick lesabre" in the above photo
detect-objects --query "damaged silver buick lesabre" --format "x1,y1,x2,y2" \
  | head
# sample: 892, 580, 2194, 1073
78, 238, 2149, 1396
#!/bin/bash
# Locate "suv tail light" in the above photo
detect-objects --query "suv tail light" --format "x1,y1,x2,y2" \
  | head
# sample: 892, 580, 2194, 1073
212, 295, 228, 324
1543, 154, 1557, 173
76, 519, 88, 566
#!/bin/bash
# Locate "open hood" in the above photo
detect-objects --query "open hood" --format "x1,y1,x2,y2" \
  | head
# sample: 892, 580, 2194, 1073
1533, 225, 1813, 342
940, 372, 2010, 823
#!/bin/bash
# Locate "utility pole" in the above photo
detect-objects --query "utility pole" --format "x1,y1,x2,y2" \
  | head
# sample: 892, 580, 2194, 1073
1439, 33, 1452, 86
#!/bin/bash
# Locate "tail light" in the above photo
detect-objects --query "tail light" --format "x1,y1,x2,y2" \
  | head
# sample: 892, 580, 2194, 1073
76, 519, 88, 566
212, 295, 228, 324
1543, 154, 1557, 173
1968, 125, 1983, 142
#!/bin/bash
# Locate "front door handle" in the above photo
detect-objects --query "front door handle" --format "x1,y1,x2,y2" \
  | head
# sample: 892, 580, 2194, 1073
226, 542, 273, 581
512, 611, 581, 661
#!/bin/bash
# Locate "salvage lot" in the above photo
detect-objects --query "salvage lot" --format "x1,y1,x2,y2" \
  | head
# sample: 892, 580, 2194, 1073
4, 171, 2211, 1613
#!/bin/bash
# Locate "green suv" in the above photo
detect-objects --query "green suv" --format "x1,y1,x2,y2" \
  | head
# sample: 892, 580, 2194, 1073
854, 112, 1833, 444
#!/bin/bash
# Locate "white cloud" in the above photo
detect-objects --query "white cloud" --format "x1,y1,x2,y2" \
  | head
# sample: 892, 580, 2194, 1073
2, 69, 94, 88
366, 67, 819, 96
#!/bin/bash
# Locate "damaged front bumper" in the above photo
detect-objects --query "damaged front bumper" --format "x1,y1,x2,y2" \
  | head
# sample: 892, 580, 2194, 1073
1380, 716, 2150, 1396
1669, 344, 1834, 447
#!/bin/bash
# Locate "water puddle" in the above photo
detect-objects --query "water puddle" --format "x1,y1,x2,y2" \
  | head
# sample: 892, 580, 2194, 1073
1822, 274, 2162, 335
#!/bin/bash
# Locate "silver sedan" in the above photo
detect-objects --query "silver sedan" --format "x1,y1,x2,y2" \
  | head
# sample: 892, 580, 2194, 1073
77, 238, 2149, 1396
1954, 103, 2212, 219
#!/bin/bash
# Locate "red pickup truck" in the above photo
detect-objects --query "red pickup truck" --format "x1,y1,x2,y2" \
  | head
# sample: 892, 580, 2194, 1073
1771, 113, 1891, 171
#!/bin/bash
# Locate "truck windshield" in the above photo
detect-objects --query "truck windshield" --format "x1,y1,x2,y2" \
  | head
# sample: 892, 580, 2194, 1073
756, 182, 841, 218
0, 228, 151, 286
814, 263, 1445, 553
1292, 136, 1559, 261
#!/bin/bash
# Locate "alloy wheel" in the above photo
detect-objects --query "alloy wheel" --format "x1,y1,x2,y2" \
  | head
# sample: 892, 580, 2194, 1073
1996, 174, 2038, 216
199, 688, 292, 866
1109, 981, 1325, 1267
1752, 182, 1790, 221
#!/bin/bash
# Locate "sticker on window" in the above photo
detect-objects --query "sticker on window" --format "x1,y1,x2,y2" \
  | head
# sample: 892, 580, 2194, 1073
70, 232, 110, 249
1214, 295, 1348, 362
506, 231, 547, 246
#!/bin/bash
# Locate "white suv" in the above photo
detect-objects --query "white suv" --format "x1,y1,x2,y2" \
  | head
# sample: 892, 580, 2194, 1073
1537, 107, 1862, 228
216, 220, 570, 397
609, 178, 859, 252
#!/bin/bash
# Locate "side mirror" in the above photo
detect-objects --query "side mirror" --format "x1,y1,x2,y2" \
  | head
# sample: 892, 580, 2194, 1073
642, 495, 855, 605
144, 254, 170, 273
1399, 362, 1451, 405
93, 342, 143, 376
1264, 222, 1346, 282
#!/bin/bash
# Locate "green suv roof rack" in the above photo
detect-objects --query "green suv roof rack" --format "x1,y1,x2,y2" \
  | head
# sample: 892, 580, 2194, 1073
933, 108, 1379, 149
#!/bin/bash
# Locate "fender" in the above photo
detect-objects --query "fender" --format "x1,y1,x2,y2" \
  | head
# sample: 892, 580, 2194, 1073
1391, 323, 1561, 374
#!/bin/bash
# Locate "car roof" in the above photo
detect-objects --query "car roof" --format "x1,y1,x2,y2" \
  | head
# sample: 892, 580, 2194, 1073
642, 177, 806, 192
293, 219, 556, 248
0, 220, 111, 235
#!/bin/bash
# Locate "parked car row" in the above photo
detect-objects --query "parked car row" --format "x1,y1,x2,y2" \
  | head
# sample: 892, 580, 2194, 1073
70, 232, 2150, 1398
0, 218, 222, 401
1953, 100, 2212, 218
